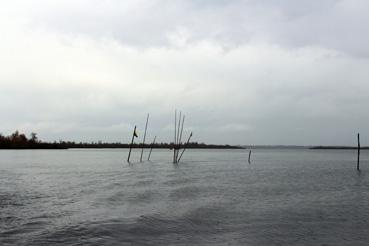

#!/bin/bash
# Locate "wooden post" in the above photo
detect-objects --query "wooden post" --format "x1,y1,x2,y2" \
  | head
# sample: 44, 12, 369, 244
175, 114, 184, 163
140, 113, 149, 162
179, 115, 185, 145
357, 133, 360, 171
248, 150, 251, 164
147, 136, 156, 161
178, 132, 193, 163
177, 112, 182, 144
175, 112, 182, 163
127, 125, 136, 163
173, 110, 177, 164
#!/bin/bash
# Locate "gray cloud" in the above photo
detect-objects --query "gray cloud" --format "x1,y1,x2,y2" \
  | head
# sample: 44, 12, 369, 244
0, 0, 369, 145
6, 0, 367, 56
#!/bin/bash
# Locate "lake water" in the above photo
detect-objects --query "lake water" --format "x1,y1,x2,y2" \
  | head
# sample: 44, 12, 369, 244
1, 148, 369, 245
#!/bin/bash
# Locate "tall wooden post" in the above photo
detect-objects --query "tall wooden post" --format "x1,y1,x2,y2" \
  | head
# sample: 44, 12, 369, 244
176, 112, 182, 145
175, 112, 182, 163
173, 110, 177, 163
140, 113, 149, 162
174, 113, 183, 163
176, 115, 185, 162
357, 133, 360, 171
127, 125, 136, 163
179, 115, 185, 145
147, 136, 156, 161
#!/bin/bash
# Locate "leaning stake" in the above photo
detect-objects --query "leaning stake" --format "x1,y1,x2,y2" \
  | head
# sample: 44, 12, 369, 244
248, 150, 252, 164
127, 125, 137, 163
147, 136, 156, 161
175, 112, 182, 163
140, 113, 150, 162
178, 132, 193, 163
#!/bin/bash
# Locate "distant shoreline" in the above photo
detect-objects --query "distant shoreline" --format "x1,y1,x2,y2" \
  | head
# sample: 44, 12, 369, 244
309, 146, 369, 150
243, 145, 369, 150
0, 145, 245, 150
2, 145, 367, 150
2, 131, 366, 150
0, 131, 244, 150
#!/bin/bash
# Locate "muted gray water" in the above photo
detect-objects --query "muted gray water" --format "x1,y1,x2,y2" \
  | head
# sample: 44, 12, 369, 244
1, 148, 369, 245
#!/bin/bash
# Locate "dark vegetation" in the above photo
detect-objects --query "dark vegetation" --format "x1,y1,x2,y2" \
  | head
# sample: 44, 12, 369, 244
0, 131, 244, 149
0, 131, 66, 149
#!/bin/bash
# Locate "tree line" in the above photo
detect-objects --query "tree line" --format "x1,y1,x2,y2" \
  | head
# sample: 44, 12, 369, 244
0, 131, 244, 149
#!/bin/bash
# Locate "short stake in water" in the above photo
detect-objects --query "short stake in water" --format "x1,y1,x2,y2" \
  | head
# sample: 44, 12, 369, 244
140, 113, 150, 162
147, 136, 156, 161
248, 150, 252, 164
357, 133, 360, 171
127, 125, 138, 163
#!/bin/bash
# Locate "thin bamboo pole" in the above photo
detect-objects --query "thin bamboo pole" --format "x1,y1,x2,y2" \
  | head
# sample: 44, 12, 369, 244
176, 115, 185, 162
177, 112, 182, 145
357, 133, 360, 171
175, 112, 182, 163
173, 110, 177, 163
179, 115, 185, 143
140, 113, 149, 162
147, 136, 156, 161
178, 132, 193, 163
127, 125, 136, 163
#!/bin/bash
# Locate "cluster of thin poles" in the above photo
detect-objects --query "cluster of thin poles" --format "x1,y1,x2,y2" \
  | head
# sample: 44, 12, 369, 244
173, 110, 193, 164
127, 111, 192, 164
127, 113, 157, 163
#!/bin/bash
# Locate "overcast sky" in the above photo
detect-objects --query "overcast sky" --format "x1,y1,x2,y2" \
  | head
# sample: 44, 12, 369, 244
1, 0, 369, 145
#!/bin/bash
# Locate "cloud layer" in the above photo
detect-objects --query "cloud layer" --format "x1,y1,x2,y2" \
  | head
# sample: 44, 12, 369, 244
0, 0, 368, 145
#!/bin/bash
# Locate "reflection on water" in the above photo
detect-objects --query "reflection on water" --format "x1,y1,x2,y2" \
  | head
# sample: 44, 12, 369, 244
1, 148, 369, 245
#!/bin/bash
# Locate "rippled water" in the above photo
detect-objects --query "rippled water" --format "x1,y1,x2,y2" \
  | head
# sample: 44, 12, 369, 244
1, 148, 369, 245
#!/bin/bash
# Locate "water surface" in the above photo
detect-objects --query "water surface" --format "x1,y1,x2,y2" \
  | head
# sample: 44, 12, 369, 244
1, 148, 369, 245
